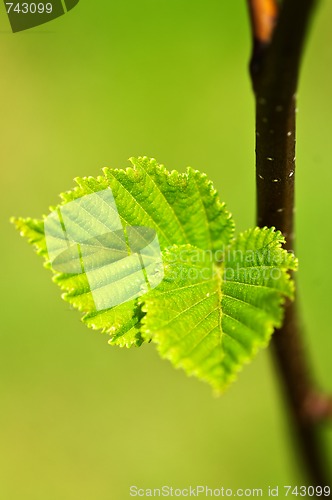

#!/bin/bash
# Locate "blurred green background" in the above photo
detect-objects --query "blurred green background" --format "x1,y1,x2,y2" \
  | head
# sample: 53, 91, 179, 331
1, 1, 331, 498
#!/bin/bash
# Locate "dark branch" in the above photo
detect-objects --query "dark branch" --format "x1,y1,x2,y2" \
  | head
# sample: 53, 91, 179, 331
247, 0, 331, 486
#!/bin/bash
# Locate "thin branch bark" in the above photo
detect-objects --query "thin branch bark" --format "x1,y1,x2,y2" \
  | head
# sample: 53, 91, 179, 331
247, 0, 331, 486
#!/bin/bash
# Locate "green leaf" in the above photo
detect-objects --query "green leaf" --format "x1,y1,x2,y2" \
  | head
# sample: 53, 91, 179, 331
12, 158, 297, 391
12, 157, 234, 348
141, 228, 297, 392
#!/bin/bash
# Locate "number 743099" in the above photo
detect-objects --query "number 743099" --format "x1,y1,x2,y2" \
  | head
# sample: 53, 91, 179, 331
5, 3, 53, 14
284, 485, 331, 497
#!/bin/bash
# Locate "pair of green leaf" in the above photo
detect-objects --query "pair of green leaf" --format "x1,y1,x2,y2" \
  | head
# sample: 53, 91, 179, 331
13, 157, 297, 392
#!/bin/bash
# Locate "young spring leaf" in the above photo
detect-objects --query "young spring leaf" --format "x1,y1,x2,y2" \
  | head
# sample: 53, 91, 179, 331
12, 157, 297, 391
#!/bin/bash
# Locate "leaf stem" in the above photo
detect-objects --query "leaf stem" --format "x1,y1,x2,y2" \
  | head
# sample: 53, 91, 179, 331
247, 0, 331, 485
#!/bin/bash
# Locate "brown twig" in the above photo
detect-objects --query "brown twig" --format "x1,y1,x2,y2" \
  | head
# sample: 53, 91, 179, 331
246, 0, 331, 486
